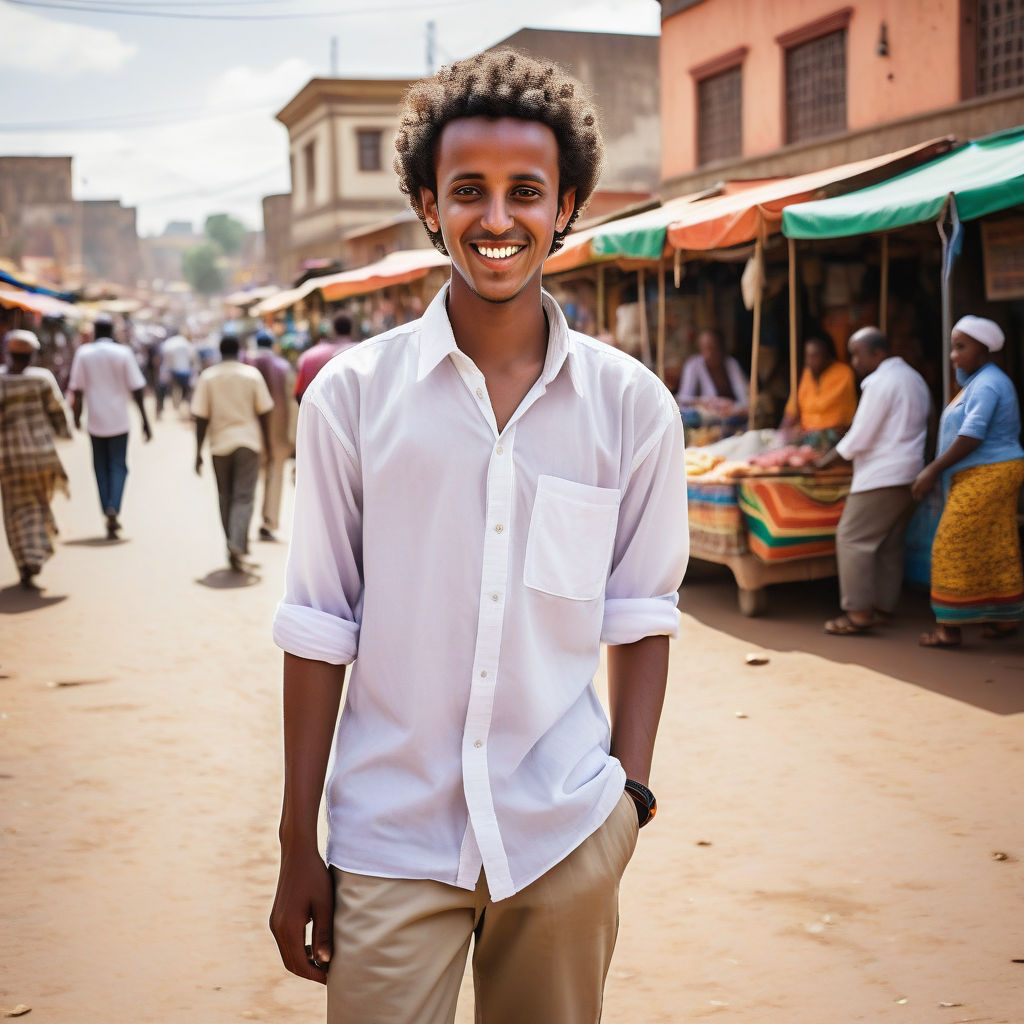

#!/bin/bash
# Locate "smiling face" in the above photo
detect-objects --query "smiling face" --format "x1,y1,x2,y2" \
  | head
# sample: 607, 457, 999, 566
419, 116, 576, 307
950, 329, 989, 377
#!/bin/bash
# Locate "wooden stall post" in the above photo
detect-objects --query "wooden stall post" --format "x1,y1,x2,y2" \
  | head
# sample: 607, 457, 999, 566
788, 237, 798, 402
656, 257, 666, 382
880, 233, 889, 333
596, 264, 606, 334
748, 234, 764, 431
637, 268, 652, 368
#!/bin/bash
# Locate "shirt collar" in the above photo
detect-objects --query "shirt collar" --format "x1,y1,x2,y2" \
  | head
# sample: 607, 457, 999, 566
860, 354, 902, 389
416, 281, 584, 398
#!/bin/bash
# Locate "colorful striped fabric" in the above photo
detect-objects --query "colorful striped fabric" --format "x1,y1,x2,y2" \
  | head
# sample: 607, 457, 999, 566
737, 476, 850, 563
686, 481, 747, 556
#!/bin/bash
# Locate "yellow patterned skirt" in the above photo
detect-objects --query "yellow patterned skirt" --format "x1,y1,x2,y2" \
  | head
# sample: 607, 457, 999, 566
931, 459, 1024, 624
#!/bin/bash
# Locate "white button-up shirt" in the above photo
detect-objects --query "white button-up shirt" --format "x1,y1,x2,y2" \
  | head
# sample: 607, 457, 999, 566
68, 339, 146, 438
835, 356, 930, 493
273, 285, 688, 900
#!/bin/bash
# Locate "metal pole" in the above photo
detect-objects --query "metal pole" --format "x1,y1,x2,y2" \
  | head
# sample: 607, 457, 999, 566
880, 233, 889, 333
596, 264, 606, 334
656, 257, 666, 382
788, 237, 798, 402
749, 235, 764, 431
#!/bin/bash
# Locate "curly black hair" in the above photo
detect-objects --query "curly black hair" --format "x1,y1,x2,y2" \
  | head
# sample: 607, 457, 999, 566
394, 48, 604, 255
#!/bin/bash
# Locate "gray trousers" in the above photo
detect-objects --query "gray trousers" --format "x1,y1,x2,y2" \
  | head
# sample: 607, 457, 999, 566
212, 446, 260, 556
836, 484, 915, 613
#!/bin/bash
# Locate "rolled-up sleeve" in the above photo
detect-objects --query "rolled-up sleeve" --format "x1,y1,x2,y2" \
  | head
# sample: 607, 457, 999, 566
272, 394, 363, 665
958, 383, 998, 440
602, 394, 688, 645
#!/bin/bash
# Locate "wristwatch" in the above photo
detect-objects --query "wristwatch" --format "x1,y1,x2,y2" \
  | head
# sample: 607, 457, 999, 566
624, 779, 657, 828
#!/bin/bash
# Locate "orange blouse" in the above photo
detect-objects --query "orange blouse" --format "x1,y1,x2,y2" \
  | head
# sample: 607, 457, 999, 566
784, 360, 858, 431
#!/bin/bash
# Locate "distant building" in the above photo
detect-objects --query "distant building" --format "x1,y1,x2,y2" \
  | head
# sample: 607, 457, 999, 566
658, 0, 1024, 195
261, 193, 293, 286
80, 199, 139, 288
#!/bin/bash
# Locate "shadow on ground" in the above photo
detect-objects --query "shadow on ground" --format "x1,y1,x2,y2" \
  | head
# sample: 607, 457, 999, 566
64, 537, 130, 548
196, 568, 261, 589
0, 583, 68, 614
683, 560, 1024, 715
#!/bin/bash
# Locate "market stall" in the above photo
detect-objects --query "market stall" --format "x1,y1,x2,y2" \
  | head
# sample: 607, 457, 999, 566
685, 437, 851, 614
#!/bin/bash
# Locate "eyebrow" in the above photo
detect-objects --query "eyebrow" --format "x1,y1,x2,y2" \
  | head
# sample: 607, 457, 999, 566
445, 171, 549, 184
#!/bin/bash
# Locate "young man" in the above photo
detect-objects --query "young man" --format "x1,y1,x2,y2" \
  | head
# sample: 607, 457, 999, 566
293, 312, 358, 405
191, 333, 273, 571
270, 49, 688, 1024
817, 326, 931, 634
68, 314, 152, 539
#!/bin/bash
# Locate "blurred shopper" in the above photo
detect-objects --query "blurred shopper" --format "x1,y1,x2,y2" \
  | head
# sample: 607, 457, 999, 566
913, 316, 1024, 647
160, 328, 198, 414
780, 334, 858, 448
0, 330, 71, 588
68, 314, 152, 540
248, 329, 292, 540
817, 327, 930, 635
294, 312, 357, 405
192, 333, 273, 571
676, 327, 748, 408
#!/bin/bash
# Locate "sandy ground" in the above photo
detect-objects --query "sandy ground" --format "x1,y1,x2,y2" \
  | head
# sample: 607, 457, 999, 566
2, 405, 1023, 1024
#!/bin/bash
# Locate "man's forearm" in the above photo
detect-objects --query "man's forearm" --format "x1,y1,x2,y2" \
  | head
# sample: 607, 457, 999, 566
607, 634, 669, 787
279, 653, 345, 850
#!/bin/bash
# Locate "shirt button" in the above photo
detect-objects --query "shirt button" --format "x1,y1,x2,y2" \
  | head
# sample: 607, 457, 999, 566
475, 387, 484, 399
496, 445, 504, 455
473, 739, 483, 748
480, 669, 487, 678
494, 524, 503, 534
491, 593, 499, 602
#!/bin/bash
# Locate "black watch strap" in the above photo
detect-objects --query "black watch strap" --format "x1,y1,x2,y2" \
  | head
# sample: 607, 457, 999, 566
624, 778, 657, 828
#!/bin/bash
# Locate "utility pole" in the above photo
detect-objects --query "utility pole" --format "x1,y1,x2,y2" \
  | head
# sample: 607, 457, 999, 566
426, 20, 436, 74
330, 35, 339, 76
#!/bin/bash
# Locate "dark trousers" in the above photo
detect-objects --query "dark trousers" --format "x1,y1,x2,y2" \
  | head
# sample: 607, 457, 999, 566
90, 433, 129, 515
212, 447, 260, 556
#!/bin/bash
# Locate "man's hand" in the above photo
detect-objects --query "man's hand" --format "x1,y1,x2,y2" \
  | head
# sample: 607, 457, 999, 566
269, 847, 334, 985
194, 453, 203, 476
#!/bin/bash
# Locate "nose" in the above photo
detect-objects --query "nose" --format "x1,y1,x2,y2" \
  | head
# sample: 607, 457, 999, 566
480, 194, 514, 236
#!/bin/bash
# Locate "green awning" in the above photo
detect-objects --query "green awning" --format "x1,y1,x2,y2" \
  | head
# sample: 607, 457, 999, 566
782, 125, 1024, 239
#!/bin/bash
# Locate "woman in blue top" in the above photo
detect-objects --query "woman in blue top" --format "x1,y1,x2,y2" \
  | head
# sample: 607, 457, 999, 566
912, 316, 1024, 647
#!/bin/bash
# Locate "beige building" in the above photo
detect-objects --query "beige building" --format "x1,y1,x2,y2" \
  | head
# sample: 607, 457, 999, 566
274, 77, 413, 278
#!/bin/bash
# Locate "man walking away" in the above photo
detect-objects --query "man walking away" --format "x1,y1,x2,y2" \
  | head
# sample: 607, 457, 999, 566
817, 327, 931, 634
248, 329, 293, 541
192, 332, 273, 571
293, 312, 357, 405
160, 328, 198, 414
68, 314, 152, 539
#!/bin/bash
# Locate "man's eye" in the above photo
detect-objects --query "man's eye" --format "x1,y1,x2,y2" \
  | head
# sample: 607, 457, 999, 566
514, 188, 540, 199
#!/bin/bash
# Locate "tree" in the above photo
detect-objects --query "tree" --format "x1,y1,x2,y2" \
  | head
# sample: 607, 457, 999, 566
204, 213, 246, 256
182, 243, 225, 295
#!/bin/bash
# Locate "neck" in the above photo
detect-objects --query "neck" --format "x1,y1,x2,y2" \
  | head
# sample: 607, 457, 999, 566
446, 269, 548, 371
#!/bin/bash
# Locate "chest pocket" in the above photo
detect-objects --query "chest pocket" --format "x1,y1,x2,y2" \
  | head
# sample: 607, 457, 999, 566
524, 475, 621, 601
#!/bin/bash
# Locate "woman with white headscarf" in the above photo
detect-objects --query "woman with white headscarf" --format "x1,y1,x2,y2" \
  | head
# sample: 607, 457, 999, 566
912, 316, 1024, 647
0, 329, 71, 588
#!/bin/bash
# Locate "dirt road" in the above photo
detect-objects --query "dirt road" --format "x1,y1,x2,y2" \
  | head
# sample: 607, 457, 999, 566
2, 409, 1022, 1023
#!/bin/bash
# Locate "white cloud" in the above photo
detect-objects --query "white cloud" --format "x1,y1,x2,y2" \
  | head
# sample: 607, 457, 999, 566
0, 4, 136, 76
207, 58, 315, 111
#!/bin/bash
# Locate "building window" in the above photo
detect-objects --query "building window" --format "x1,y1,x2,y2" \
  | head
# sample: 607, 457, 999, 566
304, 141, 317, 201
784, 27, 847, 144
357, 129, 383, 172
976, 0, 1024, 95
697, 65, 742, 164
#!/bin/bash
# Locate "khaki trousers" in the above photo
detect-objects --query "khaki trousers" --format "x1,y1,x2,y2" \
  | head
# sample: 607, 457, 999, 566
260, 440, 290, 532
836, 484, 915, 614
326, 792, 640, 1024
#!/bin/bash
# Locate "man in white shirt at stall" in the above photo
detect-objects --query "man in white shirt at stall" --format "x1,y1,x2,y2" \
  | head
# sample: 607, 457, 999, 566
817, 326, 930, 635
268, 49, 688, 1024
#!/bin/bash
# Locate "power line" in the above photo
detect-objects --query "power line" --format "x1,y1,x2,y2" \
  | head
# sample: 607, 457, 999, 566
124, 165, 284, 205
7, 0, 480, 20
0, 101, 283, 133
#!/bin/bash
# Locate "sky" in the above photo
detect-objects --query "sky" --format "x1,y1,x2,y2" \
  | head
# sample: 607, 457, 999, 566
0, 0, 660, 237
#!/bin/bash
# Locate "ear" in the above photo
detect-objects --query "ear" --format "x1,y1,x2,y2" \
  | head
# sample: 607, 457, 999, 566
420, 186, 440, 233
555, 187, 577, 233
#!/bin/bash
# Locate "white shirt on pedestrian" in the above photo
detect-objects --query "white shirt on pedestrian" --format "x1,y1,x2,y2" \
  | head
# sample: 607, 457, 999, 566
835, 356, 930, 493
191, 359, 273, 456
68, 339, 146, 437
272, 284, 688, 901
161, 334, 197, 376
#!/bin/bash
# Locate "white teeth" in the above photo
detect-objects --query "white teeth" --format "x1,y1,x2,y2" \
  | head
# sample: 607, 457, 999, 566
478, 245, 521, 259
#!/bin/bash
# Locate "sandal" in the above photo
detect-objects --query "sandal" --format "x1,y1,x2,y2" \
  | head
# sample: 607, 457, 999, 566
982, 623, 1019, 640
824, 614, 874, 636
919, 628, 961, 648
